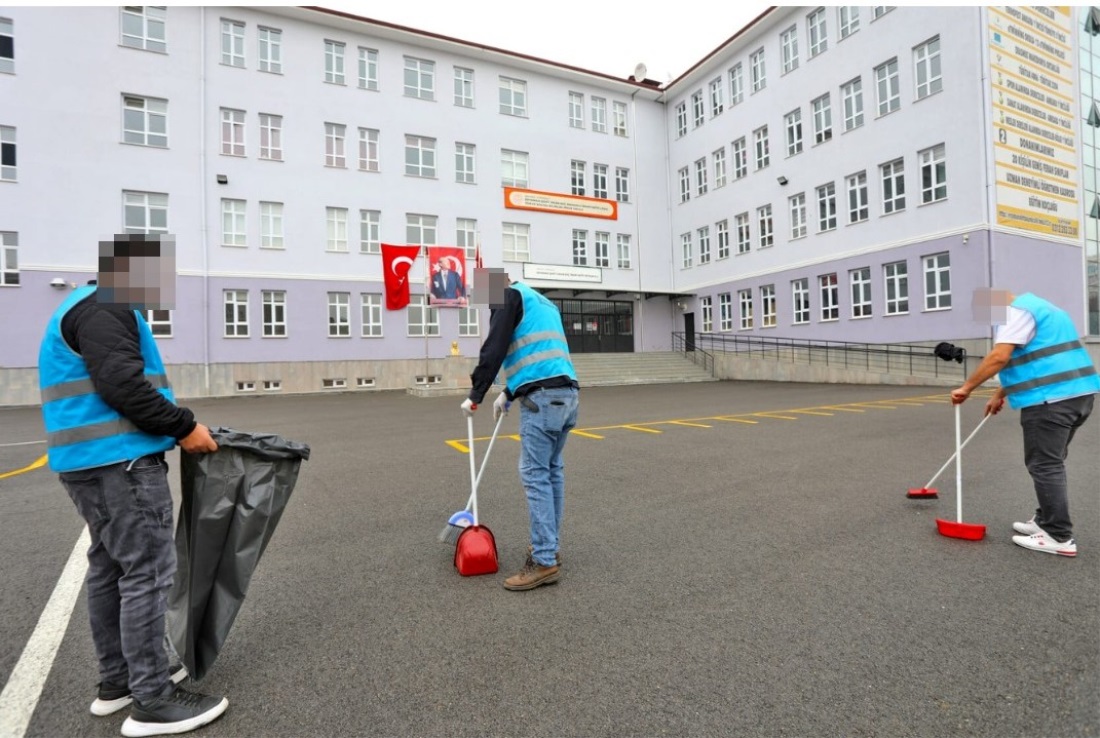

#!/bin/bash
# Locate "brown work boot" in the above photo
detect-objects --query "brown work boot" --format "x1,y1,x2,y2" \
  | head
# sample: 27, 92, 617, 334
527, 544, 562, 566
503, 556, 560, 591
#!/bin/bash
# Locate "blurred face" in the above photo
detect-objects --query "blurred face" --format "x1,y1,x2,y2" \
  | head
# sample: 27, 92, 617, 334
971, 288, 1014, 325
97, 234, 177, 310
470, 268, 511, 308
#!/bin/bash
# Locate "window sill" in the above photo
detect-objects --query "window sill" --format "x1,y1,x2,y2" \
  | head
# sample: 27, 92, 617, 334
922, 306, 952, 313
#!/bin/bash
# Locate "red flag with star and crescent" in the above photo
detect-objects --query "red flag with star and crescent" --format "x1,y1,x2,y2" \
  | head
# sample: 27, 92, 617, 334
381, 243, 422, 310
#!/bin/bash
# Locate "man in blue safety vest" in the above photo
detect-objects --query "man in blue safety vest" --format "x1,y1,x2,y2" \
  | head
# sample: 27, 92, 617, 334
462, 268, 579, 590
38, 235, 228, 736
951, 290, 1099, 557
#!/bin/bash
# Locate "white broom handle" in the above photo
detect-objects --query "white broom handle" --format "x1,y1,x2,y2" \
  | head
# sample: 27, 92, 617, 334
923, 411, 993, 490
955, 403, 963, 523
462, 412, 506, 513
467, 415, 478, 527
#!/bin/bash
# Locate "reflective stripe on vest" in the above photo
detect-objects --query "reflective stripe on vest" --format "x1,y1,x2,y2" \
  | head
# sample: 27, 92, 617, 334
41, 373, 169, 403
1004, 366, 1099, 396
48, 417, 142, 447
1002, 339, 1086, 370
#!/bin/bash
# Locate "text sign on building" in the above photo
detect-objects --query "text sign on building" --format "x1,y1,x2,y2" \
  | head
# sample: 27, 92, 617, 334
522, 262, 603, 283
989, 6, 1079, 240
504, 187, 618, 220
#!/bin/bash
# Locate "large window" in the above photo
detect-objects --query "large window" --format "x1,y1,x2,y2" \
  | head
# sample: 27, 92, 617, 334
729, 63, 744, 105
695, 158, 708, 196
221, 199, 246, 247
501, 149, 528, 188
260, 201, 283, 249
701, 296, 713, 332
573, 229, 589, 266
714, 221, 728, 260
404, 135, 436, 177
881, 158, 906, 214
359, 48, 379, 90
785, 108, 803, 156
789, 193, 807, 239
923, 252, 951, 310
675, 102, 687, 137
571, 160, 586, 196
220, 19, 244, 67
750, 49, 766, 92
841, 77, 864, 130
594, 232, 610, 268
224, 290, 249, 337
123, 191, 168, 234
781, 26, 799, 74
324, 122, 346, 168
816, 182, 837, 232
819, 273, 839, 321
593, 164, 608, 200
884, 260, 909, 315
847, 171, 868, 223
678, 167, 690, 203
875, 58, 900, 115
613, 101, 628, 136
914, 36, 942, 99
709, 78, 724, 116
122, 95, 167, 147
220, 108, 245, 156
850, 267, 872, 317
569, 92, 585, 128
735, 212, 751, 254
732, 137, 748, 179
361, 293, 382, 337
262, 290, 286, 337
792, 279, 810, 324
719, 293, 733, 331
761, 285, 777, 327
326, 207, 348, 252
839, 7, 860, 39
259, 113, 282, 161
616, 234, 631, 269
615, 167, 630, 202
455, 142, 476, 184
0, 17, 12, 73
502, 222, 530, 261
121, 6, 166, 53
359, 210, 380, 254
713, 148, 728, 188
453, 66, 474, 107
697, 226, 711, 265
691, 90, 705, 128
1, 231, 18, 286
739, 289, 754, 330
812, 94, 832, 143
919, 144, 947, 203
406, 294, 439, 337
358, 127, 379, 171
328, 292, 350, 337
459, 307, 479, 337
258, 27, 282, 73
405, 213, 437, 251
753, 126, 770, 170
404, 56, 434, 100
499, 76, 527, 116
591, 97, 607, 133
757, 205, 774, 248
0, 125, 15, 181
324, 40, 345, 84
808, 8, 828, 56
680, 232, 692, 269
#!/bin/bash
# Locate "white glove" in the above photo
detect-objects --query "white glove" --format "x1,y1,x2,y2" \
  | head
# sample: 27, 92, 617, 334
493, 393, 512, 420
460, 398, 477, 417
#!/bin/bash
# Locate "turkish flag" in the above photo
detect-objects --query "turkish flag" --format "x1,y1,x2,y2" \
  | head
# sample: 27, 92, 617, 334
381, 243, 421, 310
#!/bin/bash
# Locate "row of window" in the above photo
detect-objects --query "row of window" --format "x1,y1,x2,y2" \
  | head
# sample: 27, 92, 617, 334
680, 144, 947, 268
699, 252, 950, 332
568, 160, 632, 202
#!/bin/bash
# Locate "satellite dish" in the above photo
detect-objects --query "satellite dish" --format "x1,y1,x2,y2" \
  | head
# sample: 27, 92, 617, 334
633, 62, 647, 81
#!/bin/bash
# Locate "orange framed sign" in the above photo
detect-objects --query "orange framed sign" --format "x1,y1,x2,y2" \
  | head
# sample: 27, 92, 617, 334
503, 187, 618, 220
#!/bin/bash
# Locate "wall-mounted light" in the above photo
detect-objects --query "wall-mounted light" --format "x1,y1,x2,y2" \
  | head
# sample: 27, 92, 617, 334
216, 174, 228, 185
777, 176, 789, 186
962, 233, 970, 245
50, 278, 71, 289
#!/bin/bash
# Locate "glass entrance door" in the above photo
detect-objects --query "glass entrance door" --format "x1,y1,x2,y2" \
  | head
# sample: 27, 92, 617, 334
554, 298, 634, 353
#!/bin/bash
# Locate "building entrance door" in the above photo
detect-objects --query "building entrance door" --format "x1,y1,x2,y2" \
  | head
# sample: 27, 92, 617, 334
553, 298, 634, 353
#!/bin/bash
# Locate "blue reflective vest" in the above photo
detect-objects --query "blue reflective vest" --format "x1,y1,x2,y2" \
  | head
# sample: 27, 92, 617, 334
998, 293, 1100, 410
39, 285, 177, 472
500, 283, 576, 395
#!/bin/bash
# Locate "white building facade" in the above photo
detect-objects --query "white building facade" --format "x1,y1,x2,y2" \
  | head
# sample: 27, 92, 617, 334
0, 6, 1094, 405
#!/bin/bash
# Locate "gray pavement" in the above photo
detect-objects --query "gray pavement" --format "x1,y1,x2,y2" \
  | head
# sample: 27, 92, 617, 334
1, 381, 1097, 738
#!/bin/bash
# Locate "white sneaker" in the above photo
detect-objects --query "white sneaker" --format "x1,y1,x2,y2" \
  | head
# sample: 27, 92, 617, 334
1012, 530, 1077, 557
1012, 516, 1042, 536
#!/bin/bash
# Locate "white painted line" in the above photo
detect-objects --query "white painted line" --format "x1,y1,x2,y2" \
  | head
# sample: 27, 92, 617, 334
0, 441, 46, 448
0, 527, 89, 738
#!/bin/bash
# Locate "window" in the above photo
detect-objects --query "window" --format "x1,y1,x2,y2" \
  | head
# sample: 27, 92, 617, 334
719, 293, 733, 331
0, 17, 13, 74
873, 7, 895, 20
615, 167, 630, 203
750, 49, 766, 92
739, 289, 754, 329
757, 205, 774, 248
501, 149, 528, 188
920, 144, 947, 203
502, 222, 530, 261
729, 63, 744, 105
404, 57, 434, 99
573, 229, 588, 266
407, 295, 439, 337
593, 164, 608, 200
0, 125, 13, 181
691, 90, 705, 128
616, 234, 632, 268
259, 113, 282, 161
324, 40, 345, 84
1, 231, 17, 286
839, 7, 860, 39
708, 79, 724, 117
224, 290, 249, 337
884, 260, 909, 314
923, 252, 951, 309
914, 37, 943, 100
881, 158, 906, 213
220, 108, 245, 156
819, 273, 839, 321
675, 102, 688, 137
121, 6, 166, 53
785, 108, 803, 156
735, 212, 751, 254
569, 92, 585, 128
781, 26, 799, 74
761, 285, 777, 327
753, 126, 770, 170
678, 167, 690, 203
817, 183, 837, 231
122, 95, 167, 147
847, 172, 868, 223
145, 309, 171, 337
262, 290, 286, 337
359, 209, 380, 254
570, 160, 586, 196
812, 94, 832, 143
591, 97, 607, 133
452, 142, 476, 184
260, 201, 283, 249
680, 233, 692, 269
405, 213, 437, 253
732, 137, 748, 179
697, 226, 711, 265
454, 66, 474, 107
695, 158, 708, 196
841, 78, 864, 130
328, 292, 351, 336
716, 220, 730, 259
792, 279, 810, 324
405, 135, 436, 177
221, 199, 246, 247
790, 193, 807, 239
850, 267, 872, 317
359, 48, 379, 90
258, 27, 281, 73
594, 232, 610, 268
123, 191, 168, 234
361, 293, 382, 337
875, 59, 900, 115
458, 307, 479, 337
701, 296, 713, 332
808, 8, 828, 57
358, 127, 379, 172
221, 19, 244, 67
499, 76, 527, 116
326, 207, 348, 252
324, 122, 346, 167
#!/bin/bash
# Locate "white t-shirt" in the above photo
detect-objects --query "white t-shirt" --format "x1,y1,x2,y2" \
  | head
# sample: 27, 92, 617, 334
994, 306, 1036, 347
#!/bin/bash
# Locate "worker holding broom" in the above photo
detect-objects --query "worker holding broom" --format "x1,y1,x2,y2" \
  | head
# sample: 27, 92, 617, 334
951, 289, 1099, 557
461, 268, 579, 590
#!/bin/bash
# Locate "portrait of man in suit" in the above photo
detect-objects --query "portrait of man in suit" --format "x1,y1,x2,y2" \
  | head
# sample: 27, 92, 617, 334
430, 254, 466, 304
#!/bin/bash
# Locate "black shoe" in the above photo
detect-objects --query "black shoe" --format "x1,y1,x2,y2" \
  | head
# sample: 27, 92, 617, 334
121, 685, 228, 737
90, 665, 188, 716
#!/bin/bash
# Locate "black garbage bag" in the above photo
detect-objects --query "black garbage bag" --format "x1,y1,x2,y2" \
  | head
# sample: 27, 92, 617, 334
167, 427, 310, 680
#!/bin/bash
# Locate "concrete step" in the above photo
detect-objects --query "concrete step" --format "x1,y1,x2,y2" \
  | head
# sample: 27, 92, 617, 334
570, 352, 717, 387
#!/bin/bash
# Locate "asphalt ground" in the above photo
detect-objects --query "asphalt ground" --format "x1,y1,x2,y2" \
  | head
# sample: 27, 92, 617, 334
1, 381, 1097, 738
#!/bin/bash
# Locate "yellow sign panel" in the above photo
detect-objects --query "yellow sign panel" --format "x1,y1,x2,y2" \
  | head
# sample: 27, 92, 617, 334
504, 187, 618, 220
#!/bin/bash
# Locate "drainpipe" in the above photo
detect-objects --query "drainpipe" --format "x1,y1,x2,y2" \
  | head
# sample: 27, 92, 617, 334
199, 7, 211, 394
978, 7, 996, 351
630, 85, 644, 350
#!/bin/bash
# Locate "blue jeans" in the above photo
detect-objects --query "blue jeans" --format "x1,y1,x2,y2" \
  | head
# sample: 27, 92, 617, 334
1020, 394, 1094, 542
60, 455, 176, 701
518, 387, 579, 567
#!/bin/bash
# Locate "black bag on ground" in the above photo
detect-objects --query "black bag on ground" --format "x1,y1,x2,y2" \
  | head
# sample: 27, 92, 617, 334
167, 427, 310, 681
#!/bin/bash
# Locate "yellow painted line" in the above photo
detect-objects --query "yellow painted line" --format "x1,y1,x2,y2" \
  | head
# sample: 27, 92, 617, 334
790, 409, 834, 417
623, 425, 662, 434
507, 434, 521, 442
570, 430, 604, 439
852, 403, 896, 410
0, 454, 49, 479
445, 440, 471, 453
669, 420, 712, 428
714, 416, 759, 424
754, 412, 798, 420
820, 405, 865, 413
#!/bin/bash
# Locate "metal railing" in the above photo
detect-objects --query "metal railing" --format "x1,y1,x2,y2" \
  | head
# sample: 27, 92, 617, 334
672, 332, 978, 381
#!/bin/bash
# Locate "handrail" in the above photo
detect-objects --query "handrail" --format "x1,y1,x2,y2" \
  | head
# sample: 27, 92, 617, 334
670, 333, 715, 376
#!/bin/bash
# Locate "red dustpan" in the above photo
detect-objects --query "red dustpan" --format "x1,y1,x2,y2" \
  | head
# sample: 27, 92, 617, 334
454, 415, 498, 576
935, 404, 986, 541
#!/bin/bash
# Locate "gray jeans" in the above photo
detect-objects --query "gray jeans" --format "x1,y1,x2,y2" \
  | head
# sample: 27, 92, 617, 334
1020, 394, 1095, 542
61, 454, 176, 701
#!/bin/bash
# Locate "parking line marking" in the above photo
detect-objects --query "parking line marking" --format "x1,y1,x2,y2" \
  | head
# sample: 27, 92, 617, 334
853, 403, 896, 410
790, 410, 834, 417
0, 455, 48, 480
714, 417, 759, 424
445, 440, 471, 453
754, 412, 798, 420
820, 405, 865, 413
623, 425, 662, 434
669, 421, 712, 428
570, 430, 604, 439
